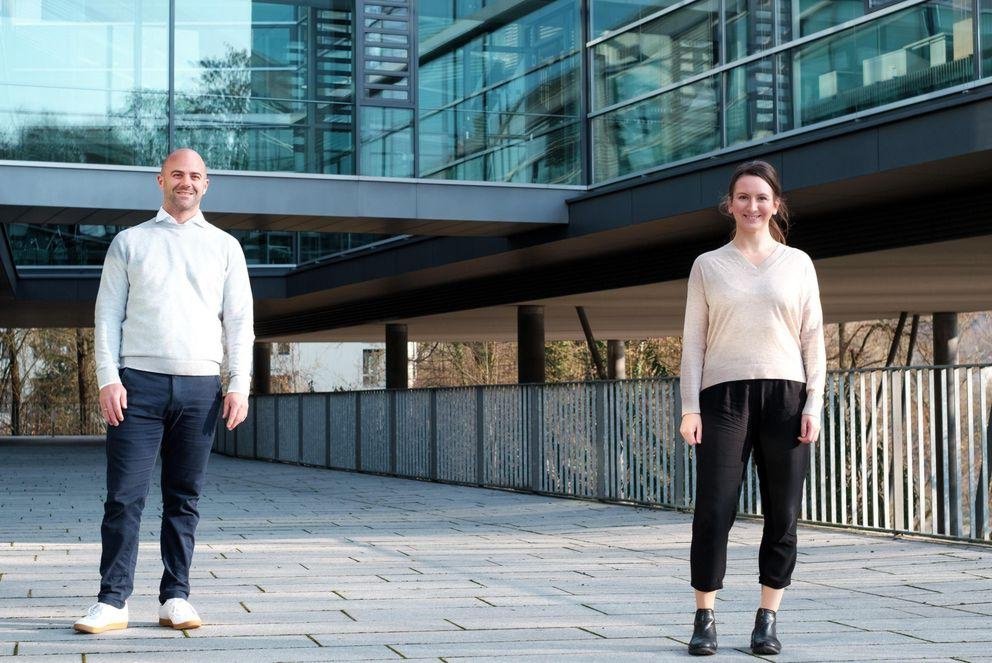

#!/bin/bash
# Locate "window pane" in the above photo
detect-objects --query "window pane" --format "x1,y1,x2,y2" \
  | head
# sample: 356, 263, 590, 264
982, 0, 992, 77
592, 0, 718, 110
794, 2, 975, 128
419, 0, 582, 184
592, 76, 720, 183
726, 0, 775, 62
778, 0, 867, 44
360, 106, 414, 177
174, 0, 355, 174
0, 1, 169, 166
725, 57, 779, 146
590, 0, 682, 38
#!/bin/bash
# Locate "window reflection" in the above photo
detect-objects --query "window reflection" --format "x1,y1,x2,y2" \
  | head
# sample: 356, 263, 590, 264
592, 0, 718, 110
173, 0, 355, 174
418, 0, 581, 184
0, 1, 168, 166
7, 224, 390, 267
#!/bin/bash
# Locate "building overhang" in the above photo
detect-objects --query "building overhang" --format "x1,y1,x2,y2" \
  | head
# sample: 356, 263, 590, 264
2, 93, 991, 339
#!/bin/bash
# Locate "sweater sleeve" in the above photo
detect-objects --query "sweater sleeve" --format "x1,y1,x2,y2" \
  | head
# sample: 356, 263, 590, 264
799, 257, 826, 418
222, 237, 255, 394
680, 258, 708, 415
94, 235, 129, 389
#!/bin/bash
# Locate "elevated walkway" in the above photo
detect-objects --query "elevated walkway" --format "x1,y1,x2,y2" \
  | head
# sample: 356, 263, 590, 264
1, 439, 990, 661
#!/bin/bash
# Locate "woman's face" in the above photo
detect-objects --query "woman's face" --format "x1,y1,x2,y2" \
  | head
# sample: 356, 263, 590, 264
731, 175, 780, 237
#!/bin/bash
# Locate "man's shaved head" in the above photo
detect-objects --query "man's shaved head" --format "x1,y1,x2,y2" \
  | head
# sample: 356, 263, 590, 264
161, 148, 207, 175
157, 148, 209, 221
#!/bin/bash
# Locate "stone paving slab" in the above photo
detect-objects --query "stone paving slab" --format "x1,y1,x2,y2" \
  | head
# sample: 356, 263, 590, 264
2, 439, 992, 662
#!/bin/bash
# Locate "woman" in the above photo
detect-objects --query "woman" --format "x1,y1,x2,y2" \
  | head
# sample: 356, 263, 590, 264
679, 160, 825, 656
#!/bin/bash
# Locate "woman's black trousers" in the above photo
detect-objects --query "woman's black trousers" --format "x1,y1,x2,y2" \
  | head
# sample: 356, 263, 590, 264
690, 379, 811, 592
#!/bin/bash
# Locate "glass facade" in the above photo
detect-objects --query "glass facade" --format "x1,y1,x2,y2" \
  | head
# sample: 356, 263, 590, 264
0, 1, 168, 166
7, 223, 386, 267
417, 0, 582, 184
0, 0, 990, 188
592, 0, 990, 183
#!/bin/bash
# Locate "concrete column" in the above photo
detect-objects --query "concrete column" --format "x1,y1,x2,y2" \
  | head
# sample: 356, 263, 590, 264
252, 342, 271, 395
517, 305, 545, 384
932, 312, 959, 535
607, 340, 626, 379
385, 323, 409, 389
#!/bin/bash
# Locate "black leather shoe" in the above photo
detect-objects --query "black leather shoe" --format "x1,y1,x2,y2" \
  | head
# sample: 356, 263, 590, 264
751, 608, 782, 655
688, 608, 717, 656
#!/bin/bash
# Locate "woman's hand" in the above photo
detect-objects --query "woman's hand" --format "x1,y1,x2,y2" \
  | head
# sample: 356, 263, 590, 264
798, 414, 820, 444
680, 413, 702, 446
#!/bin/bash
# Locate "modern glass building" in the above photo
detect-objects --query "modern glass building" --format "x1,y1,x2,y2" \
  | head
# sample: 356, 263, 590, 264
2, 1, 992, 347
4, 0, 987, 189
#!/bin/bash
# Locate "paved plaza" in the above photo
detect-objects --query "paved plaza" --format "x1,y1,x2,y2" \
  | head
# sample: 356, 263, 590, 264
1, 439, 991, 662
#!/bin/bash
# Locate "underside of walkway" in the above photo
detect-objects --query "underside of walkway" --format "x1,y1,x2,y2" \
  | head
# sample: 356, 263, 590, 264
1, 439, 991, 662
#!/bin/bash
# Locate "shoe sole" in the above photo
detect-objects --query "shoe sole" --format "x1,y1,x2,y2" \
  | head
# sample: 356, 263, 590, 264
74, 621, 127, 634
752, 646, 781, 655
159, 618, 202, 629
688, 646, 717, 656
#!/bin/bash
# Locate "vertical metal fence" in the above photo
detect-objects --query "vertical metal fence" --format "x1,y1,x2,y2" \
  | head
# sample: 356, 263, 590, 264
214, 365, 992, 543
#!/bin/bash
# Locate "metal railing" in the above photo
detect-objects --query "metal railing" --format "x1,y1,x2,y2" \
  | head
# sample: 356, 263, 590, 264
209, 364, 986, 544
0, 403, 105, 436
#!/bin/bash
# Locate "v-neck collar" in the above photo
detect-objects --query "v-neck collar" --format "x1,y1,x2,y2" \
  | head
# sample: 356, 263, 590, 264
727, 241, 784, 272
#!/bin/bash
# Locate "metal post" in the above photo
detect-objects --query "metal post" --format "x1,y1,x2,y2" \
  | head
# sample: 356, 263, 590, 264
354, 393, 362, 471
298, 393, 304, 464
476, 387, 485, 486
274, 395, 281, 461
594, 381, 607, 499
389, 390, 397, 474
325, 393, 332, 467
528, 386, 544, 491
576, 307, 606, 379
429, 389, 438, 481
892, 371, 905, 531
933, 312, 959, 535
674, 379, 686, 508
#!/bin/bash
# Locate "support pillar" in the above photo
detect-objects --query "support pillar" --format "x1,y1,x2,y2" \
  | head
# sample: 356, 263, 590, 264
386, 323, 409, 389
252, 342, 271, 395
517, 305, 545, 384
932, 312, 959, 535
607, 340, 626, 380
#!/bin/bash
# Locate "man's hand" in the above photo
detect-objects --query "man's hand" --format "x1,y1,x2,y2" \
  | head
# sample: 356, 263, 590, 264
99, 383, 128, 426
798, 414, 820, 444
223, 392, 249, 430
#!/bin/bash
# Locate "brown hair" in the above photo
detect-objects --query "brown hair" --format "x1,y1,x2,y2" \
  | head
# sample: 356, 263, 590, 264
719, 160, 790, 244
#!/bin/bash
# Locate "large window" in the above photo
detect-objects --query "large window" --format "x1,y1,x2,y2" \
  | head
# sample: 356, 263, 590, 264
418, 0, 582, 184
794, 2, 975, 127
174, 0, 354, 174
0, 1, 168, 166
592, 0, 719, 110
591, 0, 683, 38
591, 0, 987, 184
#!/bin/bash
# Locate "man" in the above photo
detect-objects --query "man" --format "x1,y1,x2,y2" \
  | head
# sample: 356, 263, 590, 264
74, 149, 253, 634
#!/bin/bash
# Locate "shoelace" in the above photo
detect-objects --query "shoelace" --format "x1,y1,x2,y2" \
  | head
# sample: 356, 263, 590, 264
85, 604, 104, 618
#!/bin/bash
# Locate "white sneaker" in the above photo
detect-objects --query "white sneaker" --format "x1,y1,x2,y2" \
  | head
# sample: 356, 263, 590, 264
158, 598, 202, 629
73, 602, 128, 634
